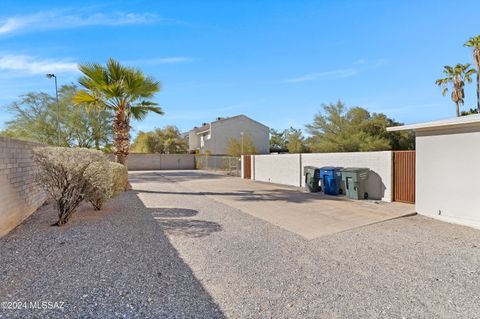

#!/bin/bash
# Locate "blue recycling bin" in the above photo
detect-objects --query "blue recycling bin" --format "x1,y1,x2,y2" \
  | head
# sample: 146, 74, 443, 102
319, 167, 343, 195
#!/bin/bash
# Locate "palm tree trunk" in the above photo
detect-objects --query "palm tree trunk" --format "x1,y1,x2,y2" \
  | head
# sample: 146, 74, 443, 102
455, 102, 460, 117
113, 110, 130, 165
477, 70, 480, 113
95, 108, 101, 150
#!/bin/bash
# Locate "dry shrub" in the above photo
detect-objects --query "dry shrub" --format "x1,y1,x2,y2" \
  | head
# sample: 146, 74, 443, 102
109, 162, 128, 196
85, 161, 112, 211
32, 147, 108, 225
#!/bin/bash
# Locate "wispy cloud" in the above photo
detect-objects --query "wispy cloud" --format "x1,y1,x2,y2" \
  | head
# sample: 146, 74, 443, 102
0, 55, 78, 75
0, 10, 160, 36
284, 59, 387, 84
126, 57, 194, 66
284, 69, 358, 83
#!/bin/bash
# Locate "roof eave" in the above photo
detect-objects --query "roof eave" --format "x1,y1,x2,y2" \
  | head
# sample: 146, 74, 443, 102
387, 114, 480, 132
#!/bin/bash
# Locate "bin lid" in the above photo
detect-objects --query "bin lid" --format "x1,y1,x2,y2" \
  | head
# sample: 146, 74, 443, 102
341, 167, 369, 172
320, 166, 343, 171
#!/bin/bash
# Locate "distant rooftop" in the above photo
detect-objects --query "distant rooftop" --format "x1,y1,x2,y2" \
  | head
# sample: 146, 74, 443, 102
387, 114, 480, 132
189, 114, 269, 132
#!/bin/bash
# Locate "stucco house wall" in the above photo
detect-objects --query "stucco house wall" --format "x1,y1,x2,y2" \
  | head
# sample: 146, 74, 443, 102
188, 130, 201, 151
415, 125, 480, 228
210, 116, 269, 155
187, 115, 269, 155
388, 114, 480, 229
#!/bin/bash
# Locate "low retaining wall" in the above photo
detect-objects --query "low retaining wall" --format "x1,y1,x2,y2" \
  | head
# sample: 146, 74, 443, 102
0, 137, 46, 238
248, 151, 393, 202
125, 153, 195, 171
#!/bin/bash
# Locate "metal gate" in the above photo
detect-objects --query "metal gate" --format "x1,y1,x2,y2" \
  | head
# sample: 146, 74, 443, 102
243, 155, 251, 179
393, 151, 416, 203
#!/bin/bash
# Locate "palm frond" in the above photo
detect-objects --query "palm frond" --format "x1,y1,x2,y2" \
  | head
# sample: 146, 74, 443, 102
130, 104, 163, 120
464, 35, 480, 48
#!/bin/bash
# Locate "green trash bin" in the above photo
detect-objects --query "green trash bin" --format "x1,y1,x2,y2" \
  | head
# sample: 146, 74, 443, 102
304, 166, 320, 192
341, 167, 369, 200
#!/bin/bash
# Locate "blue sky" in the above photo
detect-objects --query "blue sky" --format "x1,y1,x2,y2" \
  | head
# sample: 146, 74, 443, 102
0, 0, 479, 136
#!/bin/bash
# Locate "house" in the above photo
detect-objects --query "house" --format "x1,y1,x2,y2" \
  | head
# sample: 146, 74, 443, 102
187, 115, 269, 155
387, 114, 480, 229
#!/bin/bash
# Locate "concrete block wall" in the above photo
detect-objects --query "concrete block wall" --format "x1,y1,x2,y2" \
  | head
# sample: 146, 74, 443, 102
126, 153, 195, 171
0, 137, 46, 238
249, 151, 393, 202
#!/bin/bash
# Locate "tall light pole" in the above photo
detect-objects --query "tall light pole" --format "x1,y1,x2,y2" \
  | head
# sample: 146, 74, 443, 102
240, 131, 244, 155
46, 74, 60, 145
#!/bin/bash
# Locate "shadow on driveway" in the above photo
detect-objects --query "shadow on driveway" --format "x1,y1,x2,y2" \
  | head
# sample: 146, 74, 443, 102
129, 170, 226, 183
133, 188, 345, 204
150, 208, 223, 238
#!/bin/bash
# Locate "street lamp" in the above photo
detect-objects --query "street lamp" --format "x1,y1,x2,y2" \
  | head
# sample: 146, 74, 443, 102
240, 131, 244, 155
46, 73, 60, 145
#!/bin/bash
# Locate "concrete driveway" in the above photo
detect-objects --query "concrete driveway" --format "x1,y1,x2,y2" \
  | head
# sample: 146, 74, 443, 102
128, 170, 480, 318
133, 170, 414, 239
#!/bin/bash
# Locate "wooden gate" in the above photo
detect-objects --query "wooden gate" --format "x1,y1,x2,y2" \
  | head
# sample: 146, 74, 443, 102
393, 151, 416, 203
243, 155, 251, 179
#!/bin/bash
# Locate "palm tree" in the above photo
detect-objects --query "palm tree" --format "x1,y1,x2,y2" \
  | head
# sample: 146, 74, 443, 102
73, 58, 163, 164
464, 35, 480, 113
435, 64, 476, 117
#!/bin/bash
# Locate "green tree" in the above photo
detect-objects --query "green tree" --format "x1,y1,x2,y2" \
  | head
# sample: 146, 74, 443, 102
131, 126, 188, 154
73, 58, 163, 165
464, 35, 480, 113
285, 127, 307, 153
305, 101, 413, 152
2, 85, 113, 148
435, 64, 476, 117
227, 134, 256, 157
269, 128, 288, 152
460, 108, 479, 116
384, 117, 415, 150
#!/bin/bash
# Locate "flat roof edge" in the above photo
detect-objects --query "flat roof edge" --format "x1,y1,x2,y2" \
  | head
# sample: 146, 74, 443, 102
387, 114, 480, 132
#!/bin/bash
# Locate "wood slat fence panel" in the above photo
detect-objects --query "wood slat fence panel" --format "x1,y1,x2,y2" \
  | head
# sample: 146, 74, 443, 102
393, 151, 415, 204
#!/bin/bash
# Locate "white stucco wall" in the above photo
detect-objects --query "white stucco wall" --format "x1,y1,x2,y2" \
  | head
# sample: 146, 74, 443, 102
249, 151, 393, 201
301, 152, 393, 201
188, 131, 200, 151
209, 116, 269, 155
253, 154, 302, 186
416, 126, 480, 228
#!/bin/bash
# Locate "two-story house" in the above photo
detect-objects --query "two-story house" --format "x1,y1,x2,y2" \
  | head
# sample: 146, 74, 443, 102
187, 115, 269, 155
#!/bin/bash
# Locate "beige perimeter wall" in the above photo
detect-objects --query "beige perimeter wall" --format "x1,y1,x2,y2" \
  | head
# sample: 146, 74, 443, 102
0, 137, 46, 238
125, 153, 195, 171
250, 151, 393, 202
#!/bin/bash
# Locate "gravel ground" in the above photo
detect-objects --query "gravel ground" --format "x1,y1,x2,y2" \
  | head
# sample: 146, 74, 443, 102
130, 171, 480, 319
0, 191, 224, 318
2, 171, 480, 318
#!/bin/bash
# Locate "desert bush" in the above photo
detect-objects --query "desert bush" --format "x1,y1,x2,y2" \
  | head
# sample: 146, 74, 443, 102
32, 147, 108, 225
85, 162, 127, 210
85, 161, 112, 210
109, 162, 128, 196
